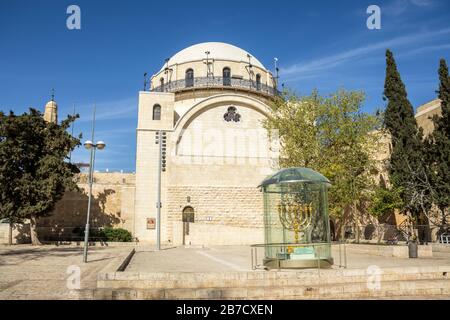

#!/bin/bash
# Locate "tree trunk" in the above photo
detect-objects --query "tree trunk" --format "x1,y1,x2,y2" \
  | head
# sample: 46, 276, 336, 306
8, 223, 13, 246
30, 213, 42, 245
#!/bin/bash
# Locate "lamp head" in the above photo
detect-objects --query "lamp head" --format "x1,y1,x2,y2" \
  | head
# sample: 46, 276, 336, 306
84, 140, 94, 150
96, 141, 106, 150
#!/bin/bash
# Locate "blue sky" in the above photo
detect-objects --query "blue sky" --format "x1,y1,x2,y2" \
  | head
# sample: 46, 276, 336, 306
0, 0, 449, 172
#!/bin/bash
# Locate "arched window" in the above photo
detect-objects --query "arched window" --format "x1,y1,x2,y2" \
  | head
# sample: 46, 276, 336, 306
223, 67, 231, 86
185, 69, 194, 87
160, 78, 165, 92
256, 74, 261, 90
153, 104, 161, 120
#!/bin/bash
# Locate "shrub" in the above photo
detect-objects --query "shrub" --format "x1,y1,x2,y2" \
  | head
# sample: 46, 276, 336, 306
72, 226, 132, 242
72, 227, 106, 239
102, 227, 133, 242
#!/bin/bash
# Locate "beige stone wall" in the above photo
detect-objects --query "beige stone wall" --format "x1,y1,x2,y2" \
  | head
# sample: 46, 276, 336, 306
415, 99, 442, 136
165, 186, 264, 245
0, 223, 30, 244
134, 91, 175, 243
37, 172, 135, 239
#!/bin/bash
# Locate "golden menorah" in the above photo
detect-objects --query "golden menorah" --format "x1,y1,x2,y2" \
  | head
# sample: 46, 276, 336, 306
278, 197, 314, 243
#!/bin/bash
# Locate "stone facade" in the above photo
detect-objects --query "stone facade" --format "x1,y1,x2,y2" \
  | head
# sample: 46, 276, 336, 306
36, 173, 135, 240
415, 99, 442, 136
165, 186, 264, 245
133, 42, 278, 245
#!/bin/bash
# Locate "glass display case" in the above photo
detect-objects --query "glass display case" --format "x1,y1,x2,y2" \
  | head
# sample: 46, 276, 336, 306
258, 167, 333, 269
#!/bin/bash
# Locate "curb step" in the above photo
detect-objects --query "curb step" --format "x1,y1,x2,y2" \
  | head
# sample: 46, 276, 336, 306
83, 279, 450, 300
98, 269, 450, 290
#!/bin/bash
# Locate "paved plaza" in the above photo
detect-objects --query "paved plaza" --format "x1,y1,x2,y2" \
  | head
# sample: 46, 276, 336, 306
1, 244, 450, 299
0, 245, 131, 300
126, 245, 450, 273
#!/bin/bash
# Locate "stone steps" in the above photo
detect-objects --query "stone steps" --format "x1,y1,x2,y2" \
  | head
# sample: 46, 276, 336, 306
97, 266, 450, 290
82, 278, 450, 300
86, 266, 450, 299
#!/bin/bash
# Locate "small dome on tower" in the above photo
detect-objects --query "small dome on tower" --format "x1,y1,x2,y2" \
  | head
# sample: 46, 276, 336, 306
44, 97, 58, 124
45, 100, 58, 109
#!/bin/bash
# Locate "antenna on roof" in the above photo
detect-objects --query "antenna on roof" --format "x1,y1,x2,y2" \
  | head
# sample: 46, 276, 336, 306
274, 58, 279, 88
164, 58, 170, 71
205, 51, 211, 78
51, 88, 55, 101
143, 72, 148, 91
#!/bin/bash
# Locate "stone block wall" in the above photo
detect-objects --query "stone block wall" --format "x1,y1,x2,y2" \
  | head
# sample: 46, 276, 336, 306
36, 172, 136, 240
0, 223, 30, 244
165, 186, 264, 245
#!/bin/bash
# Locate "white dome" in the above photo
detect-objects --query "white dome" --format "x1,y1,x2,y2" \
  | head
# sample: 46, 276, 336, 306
45, 100, 57, 109
160, 42, 266, 71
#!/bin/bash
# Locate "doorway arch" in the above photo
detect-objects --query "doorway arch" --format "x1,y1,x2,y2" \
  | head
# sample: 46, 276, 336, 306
182, 206, 195, 245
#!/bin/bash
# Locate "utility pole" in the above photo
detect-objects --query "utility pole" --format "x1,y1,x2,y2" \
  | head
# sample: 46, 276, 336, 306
155, 130, 167, 250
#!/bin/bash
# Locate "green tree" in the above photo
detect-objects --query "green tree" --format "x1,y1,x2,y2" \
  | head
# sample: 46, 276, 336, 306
383, 49, 429, 221
264, 90, 321, 168
427, 59, 450, 224
264, 89, 381, 239
368, 185, 404, 219
0, 109, 80, 245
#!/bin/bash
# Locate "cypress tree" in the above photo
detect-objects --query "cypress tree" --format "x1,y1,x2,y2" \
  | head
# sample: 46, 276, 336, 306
428, 59, 450, 219
383, 49, 426, 219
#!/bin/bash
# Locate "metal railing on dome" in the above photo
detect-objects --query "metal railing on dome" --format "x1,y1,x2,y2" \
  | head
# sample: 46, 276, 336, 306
151, 76, 278, 96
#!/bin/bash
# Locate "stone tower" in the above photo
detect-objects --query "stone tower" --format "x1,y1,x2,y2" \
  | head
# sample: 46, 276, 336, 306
43, 94, 58, 124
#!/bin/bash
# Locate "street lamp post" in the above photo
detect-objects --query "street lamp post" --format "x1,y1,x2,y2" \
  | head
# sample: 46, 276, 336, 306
83, 140, 106, 263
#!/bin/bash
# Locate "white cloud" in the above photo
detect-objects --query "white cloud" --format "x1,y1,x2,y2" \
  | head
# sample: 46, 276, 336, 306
400, 43, 450, 57
383, 0, 436, 16
281, 27, 450, 81
75, 97, 137, 123
410, 0, 434, 7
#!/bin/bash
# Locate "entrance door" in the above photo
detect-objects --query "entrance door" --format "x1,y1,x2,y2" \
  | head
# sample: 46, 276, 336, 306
182, 206, 195, 245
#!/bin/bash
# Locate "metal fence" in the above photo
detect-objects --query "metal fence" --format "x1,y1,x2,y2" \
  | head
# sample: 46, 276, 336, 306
35, 226, 108, 242
339, 223, 450, 244
151, 76, 278, 96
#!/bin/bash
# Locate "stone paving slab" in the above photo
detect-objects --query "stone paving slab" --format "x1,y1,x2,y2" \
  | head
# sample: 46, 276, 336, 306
0, 245, 131, 300
126, 245, 450, 273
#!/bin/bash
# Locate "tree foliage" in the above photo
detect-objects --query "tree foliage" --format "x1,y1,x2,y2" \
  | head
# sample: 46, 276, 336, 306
0, 109, 81, 244
383, 49, 429, 219
368, 185, 404, 218
426, 59, 450, 218
264, 89, 381, 225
